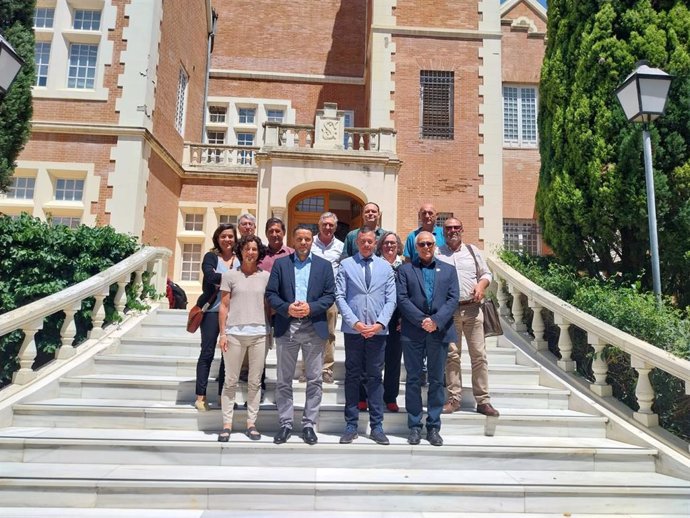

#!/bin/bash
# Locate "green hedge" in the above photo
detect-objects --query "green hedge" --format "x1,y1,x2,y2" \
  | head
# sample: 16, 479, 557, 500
500, 250, 690, 441
0, 214, 141, 386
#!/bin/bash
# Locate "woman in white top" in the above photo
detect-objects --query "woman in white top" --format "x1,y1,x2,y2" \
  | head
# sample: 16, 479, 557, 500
217, 235, 270, 442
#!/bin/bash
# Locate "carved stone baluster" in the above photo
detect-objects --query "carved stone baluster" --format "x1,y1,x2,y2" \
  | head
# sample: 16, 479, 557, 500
306, 130, 312, 147
145, 260, 156, 303
158, 255, 170, 295
357, 133, 364, 151
113, 276, 129, 318
527, 298, 548, 351
553, 314, 575, 372
588, 332, 612, 396
132, 268, 144, 300
347, 133, 354, 150
508, 285, 526, 331
12, 318, 44, 384
90, 288, 109, 339
371, 132, 378, 151
631, 357, 659, 427
496, 278, 510, 317
279, 128, 287, 146
57, 302, 81, 359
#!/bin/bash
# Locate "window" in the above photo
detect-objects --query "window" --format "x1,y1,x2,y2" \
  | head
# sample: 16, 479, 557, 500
420, 71, 454, 139
208, 106, 226, 123
184, 213, 204, 231
218, 214, 237, 226
296, 195, 325, 213
503, 218, 541, 255
67, 43, 98, 89
175, 68, 189, 135
35, 42, 51, 87
266, 109, 284, 123
34, 7, 55, 28
51, 216, 81, 228
73, 10, 101, 31
207, 131, 225, 145
236, 132, 254, 165
435, 212, 454, 227
7, 177, 36, 199
343, 110, 354, 149
503, 86, 538, 147
181, 243, 202, 281
55, 179, 84, 201
238, 108, 255, 124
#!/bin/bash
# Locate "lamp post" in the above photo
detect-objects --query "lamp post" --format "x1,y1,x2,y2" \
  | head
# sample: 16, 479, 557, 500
614, 61, 673, 304
0, 32, 25, 96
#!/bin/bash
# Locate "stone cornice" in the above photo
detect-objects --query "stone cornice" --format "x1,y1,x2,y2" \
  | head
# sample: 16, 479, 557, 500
209, 69, 365, 85
372, 25, 502, 40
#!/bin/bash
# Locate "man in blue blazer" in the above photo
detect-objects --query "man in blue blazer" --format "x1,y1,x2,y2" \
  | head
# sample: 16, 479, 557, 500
397, 231, 459, 446
336, 227, 396, 445
266, 226, 335, 446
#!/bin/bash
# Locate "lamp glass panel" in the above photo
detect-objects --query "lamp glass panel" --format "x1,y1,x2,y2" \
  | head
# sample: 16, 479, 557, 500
638, 77, 671, 115
615, 80, 641, 121
0, 46, 23, 92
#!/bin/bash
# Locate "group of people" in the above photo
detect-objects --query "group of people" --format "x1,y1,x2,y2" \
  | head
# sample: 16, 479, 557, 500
193, 202, 499, 447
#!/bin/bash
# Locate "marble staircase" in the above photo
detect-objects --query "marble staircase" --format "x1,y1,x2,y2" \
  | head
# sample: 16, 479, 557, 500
1, 307, 689, 516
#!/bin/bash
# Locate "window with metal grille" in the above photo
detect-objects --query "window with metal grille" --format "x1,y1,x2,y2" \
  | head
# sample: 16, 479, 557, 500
7, 177, 36, 199
175, 68, 189, 135
435, 212, 454, 226
503, 218, 541, 255
181, 243, 202, 281
420, 71, 454, 139
503, 85, 538, 147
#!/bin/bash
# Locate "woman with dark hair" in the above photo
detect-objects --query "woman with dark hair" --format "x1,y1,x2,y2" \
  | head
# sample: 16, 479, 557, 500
378, 231, 404, 412
217, 235, 270, 442
194, 223, 239, 412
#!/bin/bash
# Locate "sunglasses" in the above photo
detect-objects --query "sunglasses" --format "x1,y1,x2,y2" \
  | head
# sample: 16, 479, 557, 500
416, 241, 435, 248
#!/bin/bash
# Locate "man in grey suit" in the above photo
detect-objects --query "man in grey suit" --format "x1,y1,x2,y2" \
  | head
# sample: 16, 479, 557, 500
266, 226, 335, 446
336, 227, 396, 445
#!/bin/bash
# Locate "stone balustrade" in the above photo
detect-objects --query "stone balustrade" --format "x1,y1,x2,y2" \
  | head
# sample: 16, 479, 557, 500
263, 122, 396, 153
488, 256, 690, 430
184, 144, 261, 167
0, 247, 171, 386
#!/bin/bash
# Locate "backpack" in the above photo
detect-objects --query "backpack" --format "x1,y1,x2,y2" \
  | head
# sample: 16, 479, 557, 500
166, 279, 188, 309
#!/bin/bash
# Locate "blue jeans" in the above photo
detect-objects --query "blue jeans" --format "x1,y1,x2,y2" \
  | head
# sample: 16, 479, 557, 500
344, 333, 386, 430
402, 334, 448, 430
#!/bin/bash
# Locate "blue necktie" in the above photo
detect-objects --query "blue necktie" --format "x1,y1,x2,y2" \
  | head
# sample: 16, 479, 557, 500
363, 257, 372, 288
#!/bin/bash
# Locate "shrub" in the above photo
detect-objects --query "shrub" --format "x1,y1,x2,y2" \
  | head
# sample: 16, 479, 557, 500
0, 214, 141, 385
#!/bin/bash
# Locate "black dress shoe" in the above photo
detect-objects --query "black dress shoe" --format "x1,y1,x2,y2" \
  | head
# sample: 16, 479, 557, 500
273, 426, 292, 444
407, 427, 422, 445
302, 427, 318, 445
426, 428, 443, 447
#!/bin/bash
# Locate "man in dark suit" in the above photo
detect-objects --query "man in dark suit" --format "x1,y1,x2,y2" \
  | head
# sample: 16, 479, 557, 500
266, 226, 335, 446
397, 231, 459, 446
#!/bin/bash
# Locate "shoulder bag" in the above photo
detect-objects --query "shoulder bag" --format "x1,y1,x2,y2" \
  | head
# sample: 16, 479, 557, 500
186, 286, 220, 333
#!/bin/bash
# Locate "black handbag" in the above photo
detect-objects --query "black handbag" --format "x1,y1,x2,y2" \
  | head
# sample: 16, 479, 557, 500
466, 245, 504, 337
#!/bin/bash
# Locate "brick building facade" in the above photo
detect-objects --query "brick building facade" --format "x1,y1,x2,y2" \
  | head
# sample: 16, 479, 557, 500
4, 0, 547, 296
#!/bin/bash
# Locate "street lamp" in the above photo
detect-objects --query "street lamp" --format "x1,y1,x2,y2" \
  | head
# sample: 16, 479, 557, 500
0, 32, 25, 96
615, 60, 673, 303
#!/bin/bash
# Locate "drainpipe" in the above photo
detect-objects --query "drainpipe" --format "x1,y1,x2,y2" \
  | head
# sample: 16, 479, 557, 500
201, 8, 218, 142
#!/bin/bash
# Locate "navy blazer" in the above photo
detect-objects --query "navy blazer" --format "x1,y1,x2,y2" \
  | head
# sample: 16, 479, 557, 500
396, 259, 459, 343
266, 253, 336, 340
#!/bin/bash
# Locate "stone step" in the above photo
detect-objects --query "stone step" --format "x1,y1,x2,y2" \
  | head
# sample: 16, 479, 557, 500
115, 336, 520, 365
1, 463, 688, 513
0, 512, 679, 518
89, 354, 541, 385
10, 399, 608, 437
58, 375, 570, 409
0, 427, 658, 472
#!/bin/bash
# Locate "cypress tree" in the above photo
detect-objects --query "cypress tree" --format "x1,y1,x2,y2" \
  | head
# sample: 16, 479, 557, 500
537, 0, 690, 305
0, 0, 35, 190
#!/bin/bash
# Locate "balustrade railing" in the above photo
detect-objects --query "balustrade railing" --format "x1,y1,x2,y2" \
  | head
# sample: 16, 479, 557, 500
185, 144, 260, 167
488, 256, 690, 431
0, 247, 171, 386
263, 122, 396, 152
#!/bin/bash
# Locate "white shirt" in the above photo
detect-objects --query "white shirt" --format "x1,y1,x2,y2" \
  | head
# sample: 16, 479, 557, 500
311, 234, 344, 278
436, 243, 492, 302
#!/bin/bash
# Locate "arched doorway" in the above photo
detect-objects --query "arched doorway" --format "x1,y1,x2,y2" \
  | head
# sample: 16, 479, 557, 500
288, 189, 364, 241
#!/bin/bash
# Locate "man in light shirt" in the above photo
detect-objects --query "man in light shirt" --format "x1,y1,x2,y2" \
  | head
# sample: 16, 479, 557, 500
311, 211, 344, 384
436, 218, 500, 417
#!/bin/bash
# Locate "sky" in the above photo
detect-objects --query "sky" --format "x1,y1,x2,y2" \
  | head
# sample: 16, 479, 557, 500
501, 0, 547, 7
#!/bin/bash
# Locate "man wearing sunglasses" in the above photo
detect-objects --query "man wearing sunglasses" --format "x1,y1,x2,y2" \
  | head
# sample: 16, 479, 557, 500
436, 218, 500, 418
396, 232, 459, 446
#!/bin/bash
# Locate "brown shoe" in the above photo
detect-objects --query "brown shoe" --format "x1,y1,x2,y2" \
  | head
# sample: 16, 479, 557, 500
322, 371, 334, 384
476, 402, 500, 417
442, 399, 461, 414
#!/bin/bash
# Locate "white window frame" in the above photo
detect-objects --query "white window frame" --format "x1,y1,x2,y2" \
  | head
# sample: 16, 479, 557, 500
34, 7, 55, 28
55, 178, 85, 201
51, 215, 81, 228
266, 109, 284, 123
175, 67, 189, 136
208, 105, 227, 124
67, 42, 98, 89
34, 42, 52, 87
503, 85, 538, 148
72, 9, 101, 31
7, 177, 37, 200
238, 107, 256, 124
184, 213, 204, 232
180, 242, 203, 281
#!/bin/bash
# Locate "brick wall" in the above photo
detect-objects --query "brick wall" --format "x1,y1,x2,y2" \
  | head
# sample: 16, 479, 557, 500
211, 0, 366, 78
152, 0, 210, 162
503, 148, 540, 218
392, 36, 484, 245
180, 178, 257, 204
395, 0, 479, 30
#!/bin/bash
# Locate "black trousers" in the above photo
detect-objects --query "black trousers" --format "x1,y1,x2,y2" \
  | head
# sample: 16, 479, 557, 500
195, 311, 224, 396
